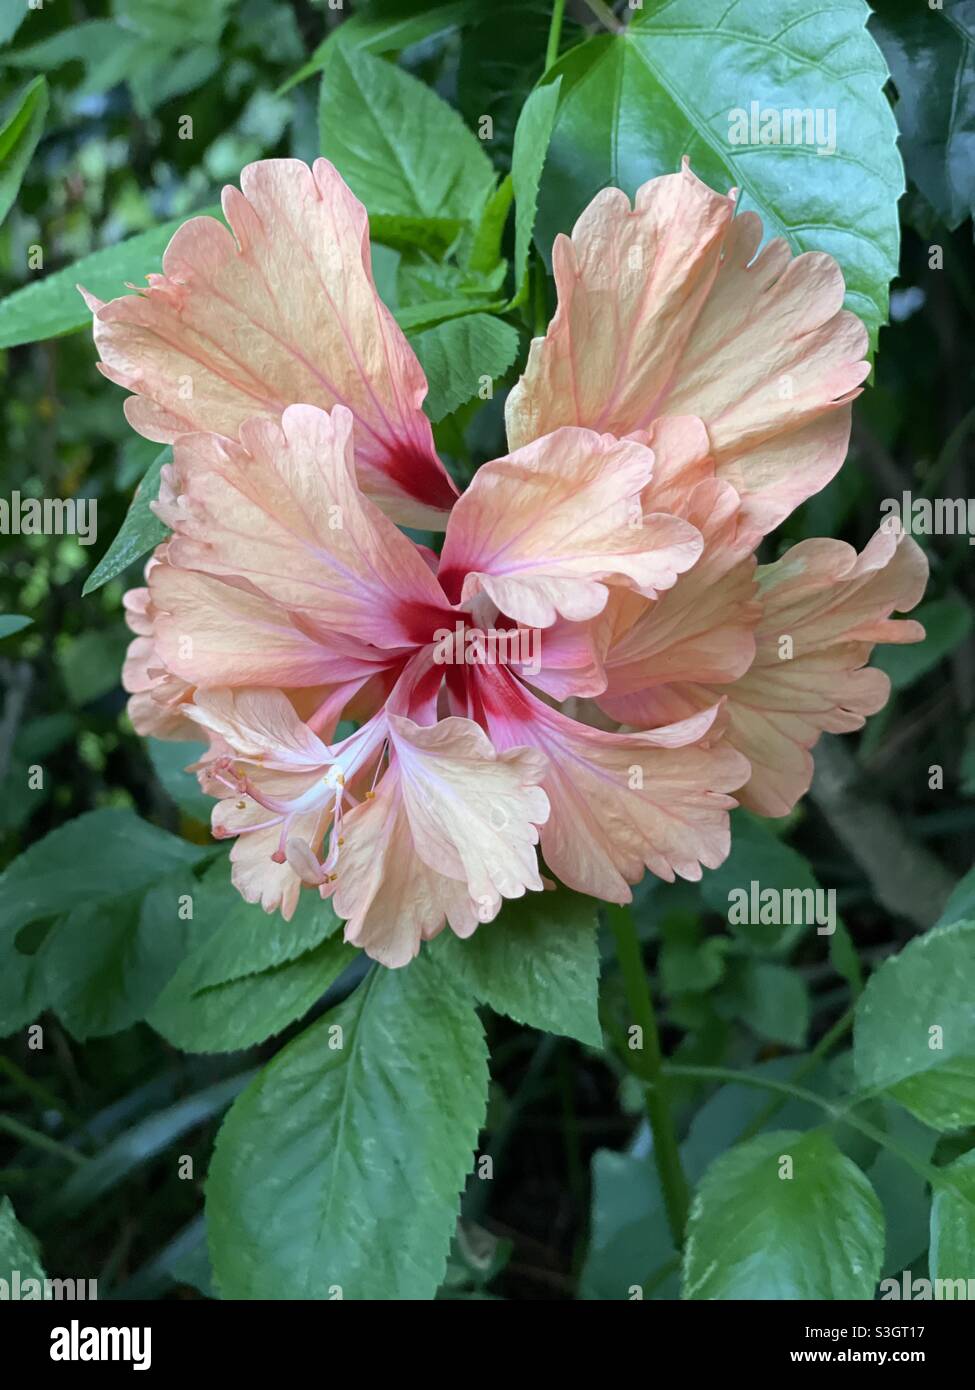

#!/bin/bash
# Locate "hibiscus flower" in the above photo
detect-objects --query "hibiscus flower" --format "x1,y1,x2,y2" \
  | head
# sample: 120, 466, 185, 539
87, 158, 926, 965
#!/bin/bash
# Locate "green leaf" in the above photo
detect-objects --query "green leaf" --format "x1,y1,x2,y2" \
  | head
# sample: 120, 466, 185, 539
579, 1149, 676, 1301
854, 918, 975, 1130
937, 865, 975, 929
0, 1197, 46, 1285
0, 808, 206, 939
149, 871, 355, 1054
2, 21, 150, 102
147, 738, 212, 820
700, 810, 826, 954
112, 0, 235, 47
930, 1150, 975, 1284
0, 3, 29, 44
56, 627, 129, 706
871, 0, 975, 230
873, 596, 974, 691
82, 448, 170, 595
510, 77, 561, 300
0, 76, 48, 226
682, 1130, 885, 1299
41, 876, 199, 1041
207, 956, 489, 1299
318, 42, 496, 233
538, 0, 902, 347
408, 313, 520, 421
867, 1104, 937, 1277
278, 0, 479, 95
0, 208, 220, 350
432, 886, 601, 1044
722, 960, 811, 1048
0, 615, 32, 638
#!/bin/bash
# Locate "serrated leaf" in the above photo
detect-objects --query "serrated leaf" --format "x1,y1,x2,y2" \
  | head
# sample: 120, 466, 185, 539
149, 871, 355, 1054
682, 1130, 885, 1299
722, 960, 811, 1048
207, 956, 489, 1299
41, 876, 198, 1041
510, 77, 560, 300
854, 918, 975, 1130
82, 448, 170, 595
431, 886, 601, 1044
319, 42, 496, 233
0, 207, 220, 350
408, 313, 520, 420
538, 0, 903, 347
0, 76, 47, 226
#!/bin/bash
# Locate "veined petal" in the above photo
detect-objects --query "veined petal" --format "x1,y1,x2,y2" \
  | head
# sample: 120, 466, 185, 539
156, 403, 452, 649
388, 714, 549, 919
710, 522, 928, 815
184, 688, 333, 771
149, 558, 399, 690
84, 158, 457, 527
330, 769, 484, 968
438, 426, 702, 627
506, 161, 869, 534
475, 665, 748, 900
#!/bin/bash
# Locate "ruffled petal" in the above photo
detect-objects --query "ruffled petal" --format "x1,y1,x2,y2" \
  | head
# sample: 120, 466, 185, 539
474, 665, 748, 900
437, 426, 702, 626
84, 158, 457, 527
506, 161, 869, 533
155, 403, 452, 649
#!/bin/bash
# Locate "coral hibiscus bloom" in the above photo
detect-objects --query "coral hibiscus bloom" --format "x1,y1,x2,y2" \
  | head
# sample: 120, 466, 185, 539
90, 158, 926, 965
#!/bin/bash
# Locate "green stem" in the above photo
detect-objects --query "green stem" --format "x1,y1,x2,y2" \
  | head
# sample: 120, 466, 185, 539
662, 1063, 975, 1209
606, 905, 690, 1248
583, 0, 624, 33
545, 0, 567, 72
737, 1006, 854, 1143
0, 1114, 85, 1166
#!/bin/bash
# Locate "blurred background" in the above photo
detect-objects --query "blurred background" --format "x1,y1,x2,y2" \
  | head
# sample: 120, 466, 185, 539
1, 0, 973, 1299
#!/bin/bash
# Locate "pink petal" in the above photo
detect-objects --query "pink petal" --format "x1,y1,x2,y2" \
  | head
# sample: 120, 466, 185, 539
475, 665, 749, 900
506, 161, 869, 534
438, 426, 702, 627
85, 158, 458, 527
156, 403, 452, 650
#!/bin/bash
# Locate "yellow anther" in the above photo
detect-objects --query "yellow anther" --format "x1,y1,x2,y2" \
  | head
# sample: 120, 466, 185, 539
338, 836, 345, 846
235, 799, 246, 810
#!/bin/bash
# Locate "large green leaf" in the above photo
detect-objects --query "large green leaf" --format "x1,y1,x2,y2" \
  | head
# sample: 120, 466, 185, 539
408, 313, 520, 421
682, 1130, 885, 1298
871, 0, 975, 230
0, 809, 206, 939
318, 42, 496, 236
854, 919, 975, 1130
149, 872, 355, 1053
537, 0, 902, 346
82, 448, 170, 595
0, 207, 220, 350
207, 956, 489, 1299
432, 886, 601, 1044
0, 76, 48, 226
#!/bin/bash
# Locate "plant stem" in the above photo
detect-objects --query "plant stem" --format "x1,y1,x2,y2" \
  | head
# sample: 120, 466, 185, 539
737, 1005, 855, 1143
545, 0, 567, 72
583, 0, 624, 34
606, 905, 690, 1248
0, 1114, 85, 1166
